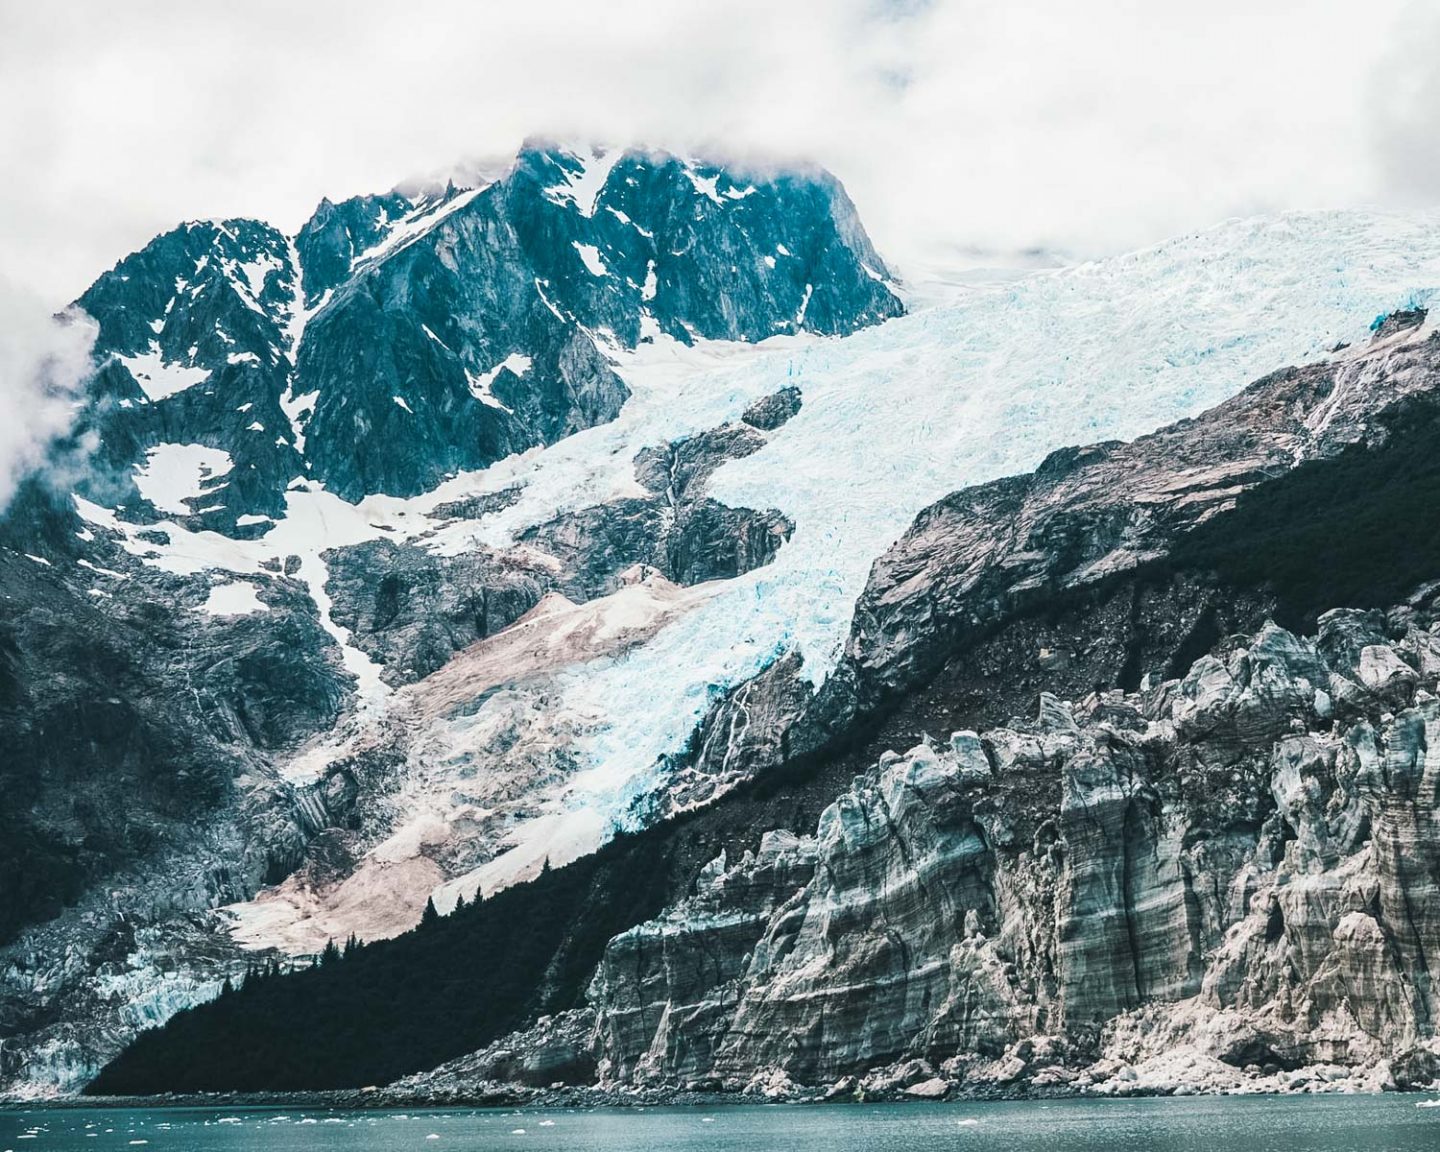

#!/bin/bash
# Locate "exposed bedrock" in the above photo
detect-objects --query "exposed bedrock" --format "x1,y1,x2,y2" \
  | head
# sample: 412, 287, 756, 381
325, 409, 796, 685
582, 608, 1440, 1091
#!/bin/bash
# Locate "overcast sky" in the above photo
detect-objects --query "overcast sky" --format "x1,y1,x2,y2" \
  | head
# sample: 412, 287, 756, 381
1, 0, 1437, 307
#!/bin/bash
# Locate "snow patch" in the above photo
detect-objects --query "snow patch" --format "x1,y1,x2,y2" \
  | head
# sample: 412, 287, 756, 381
114, 346, 210, 401
795, 284, 813, 325
352, 186, 484, 272
280, 389, 318, 454
544, 145, 622, 217
201, 581, 267, 617
573, 242, 607, 277
466, 353, 530, 410
684, 167, 723, 204
133, 444, 233, 515
237, 251, 283, 300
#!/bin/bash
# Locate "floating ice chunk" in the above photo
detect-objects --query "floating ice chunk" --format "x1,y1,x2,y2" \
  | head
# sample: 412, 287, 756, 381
394, 396, 413, 413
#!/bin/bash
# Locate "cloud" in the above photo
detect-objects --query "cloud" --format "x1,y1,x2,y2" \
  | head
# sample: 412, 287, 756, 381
1366, 2, 1440, 206
0, 0, 1423, 308
0, 279, 97, 513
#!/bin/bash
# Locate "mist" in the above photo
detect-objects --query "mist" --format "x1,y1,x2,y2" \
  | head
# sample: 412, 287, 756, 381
0, 0, 1429, 311
0, 279, 97, 514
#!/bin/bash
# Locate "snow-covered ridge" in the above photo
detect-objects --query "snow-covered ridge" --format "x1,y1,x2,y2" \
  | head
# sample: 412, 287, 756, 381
349, 185, 486, 278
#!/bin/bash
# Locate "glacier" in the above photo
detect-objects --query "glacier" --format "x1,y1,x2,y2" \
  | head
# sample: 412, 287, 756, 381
78, 207, 1440, 908
445, 209, 1440, 848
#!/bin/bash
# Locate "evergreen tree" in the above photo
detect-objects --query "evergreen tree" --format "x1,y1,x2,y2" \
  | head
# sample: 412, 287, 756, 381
86, 817, 679, 1096
420, 896, 440, 928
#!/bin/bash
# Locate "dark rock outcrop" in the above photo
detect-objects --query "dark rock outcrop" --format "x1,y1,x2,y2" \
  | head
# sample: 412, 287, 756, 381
579, 606, 1440, 1093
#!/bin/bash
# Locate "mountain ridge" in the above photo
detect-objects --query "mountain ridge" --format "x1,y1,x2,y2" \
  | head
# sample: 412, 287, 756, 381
7, 175, 1440, 1099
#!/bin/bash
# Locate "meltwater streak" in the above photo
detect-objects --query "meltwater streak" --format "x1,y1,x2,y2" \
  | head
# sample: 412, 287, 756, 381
3, 1095, 1438, 1151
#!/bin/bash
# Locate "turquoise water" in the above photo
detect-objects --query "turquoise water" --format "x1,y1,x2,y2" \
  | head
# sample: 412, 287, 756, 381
3, 1095, 1438, 1151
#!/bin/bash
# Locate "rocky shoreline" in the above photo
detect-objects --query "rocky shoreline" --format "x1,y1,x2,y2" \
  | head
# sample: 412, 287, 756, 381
10, 1060, 1439, 1114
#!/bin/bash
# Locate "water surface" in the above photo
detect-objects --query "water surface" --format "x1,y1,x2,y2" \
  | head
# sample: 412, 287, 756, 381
4, 1095, 1438, 1152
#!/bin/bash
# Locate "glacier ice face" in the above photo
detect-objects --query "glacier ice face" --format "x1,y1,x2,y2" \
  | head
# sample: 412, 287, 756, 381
454, 209, 1440, 835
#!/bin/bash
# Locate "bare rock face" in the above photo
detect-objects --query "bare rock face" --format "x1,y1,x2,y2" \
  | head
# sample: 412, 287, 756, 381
323, 539, 552, 684
321, 409, 796, 688
579, 608, 1440, 1091
590, 831, 818, 1085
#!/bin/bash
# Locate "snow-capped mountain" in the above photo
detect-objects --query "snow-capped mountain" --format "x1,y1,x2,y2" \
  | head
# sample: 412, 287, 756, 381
6, 142, 1440, 1101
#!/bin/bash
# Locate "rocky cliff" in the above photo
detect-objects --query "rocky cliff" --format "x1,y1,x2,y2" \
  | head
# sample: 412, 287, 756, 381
575, 605, 1440, 1097
10, 169, 1440, 1101
371, 317, 1440, 1104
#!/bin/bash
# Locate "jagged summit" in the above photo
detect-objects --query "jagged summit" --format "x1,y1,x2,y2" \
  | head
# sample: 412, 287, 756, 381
69, 141, 901, 514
